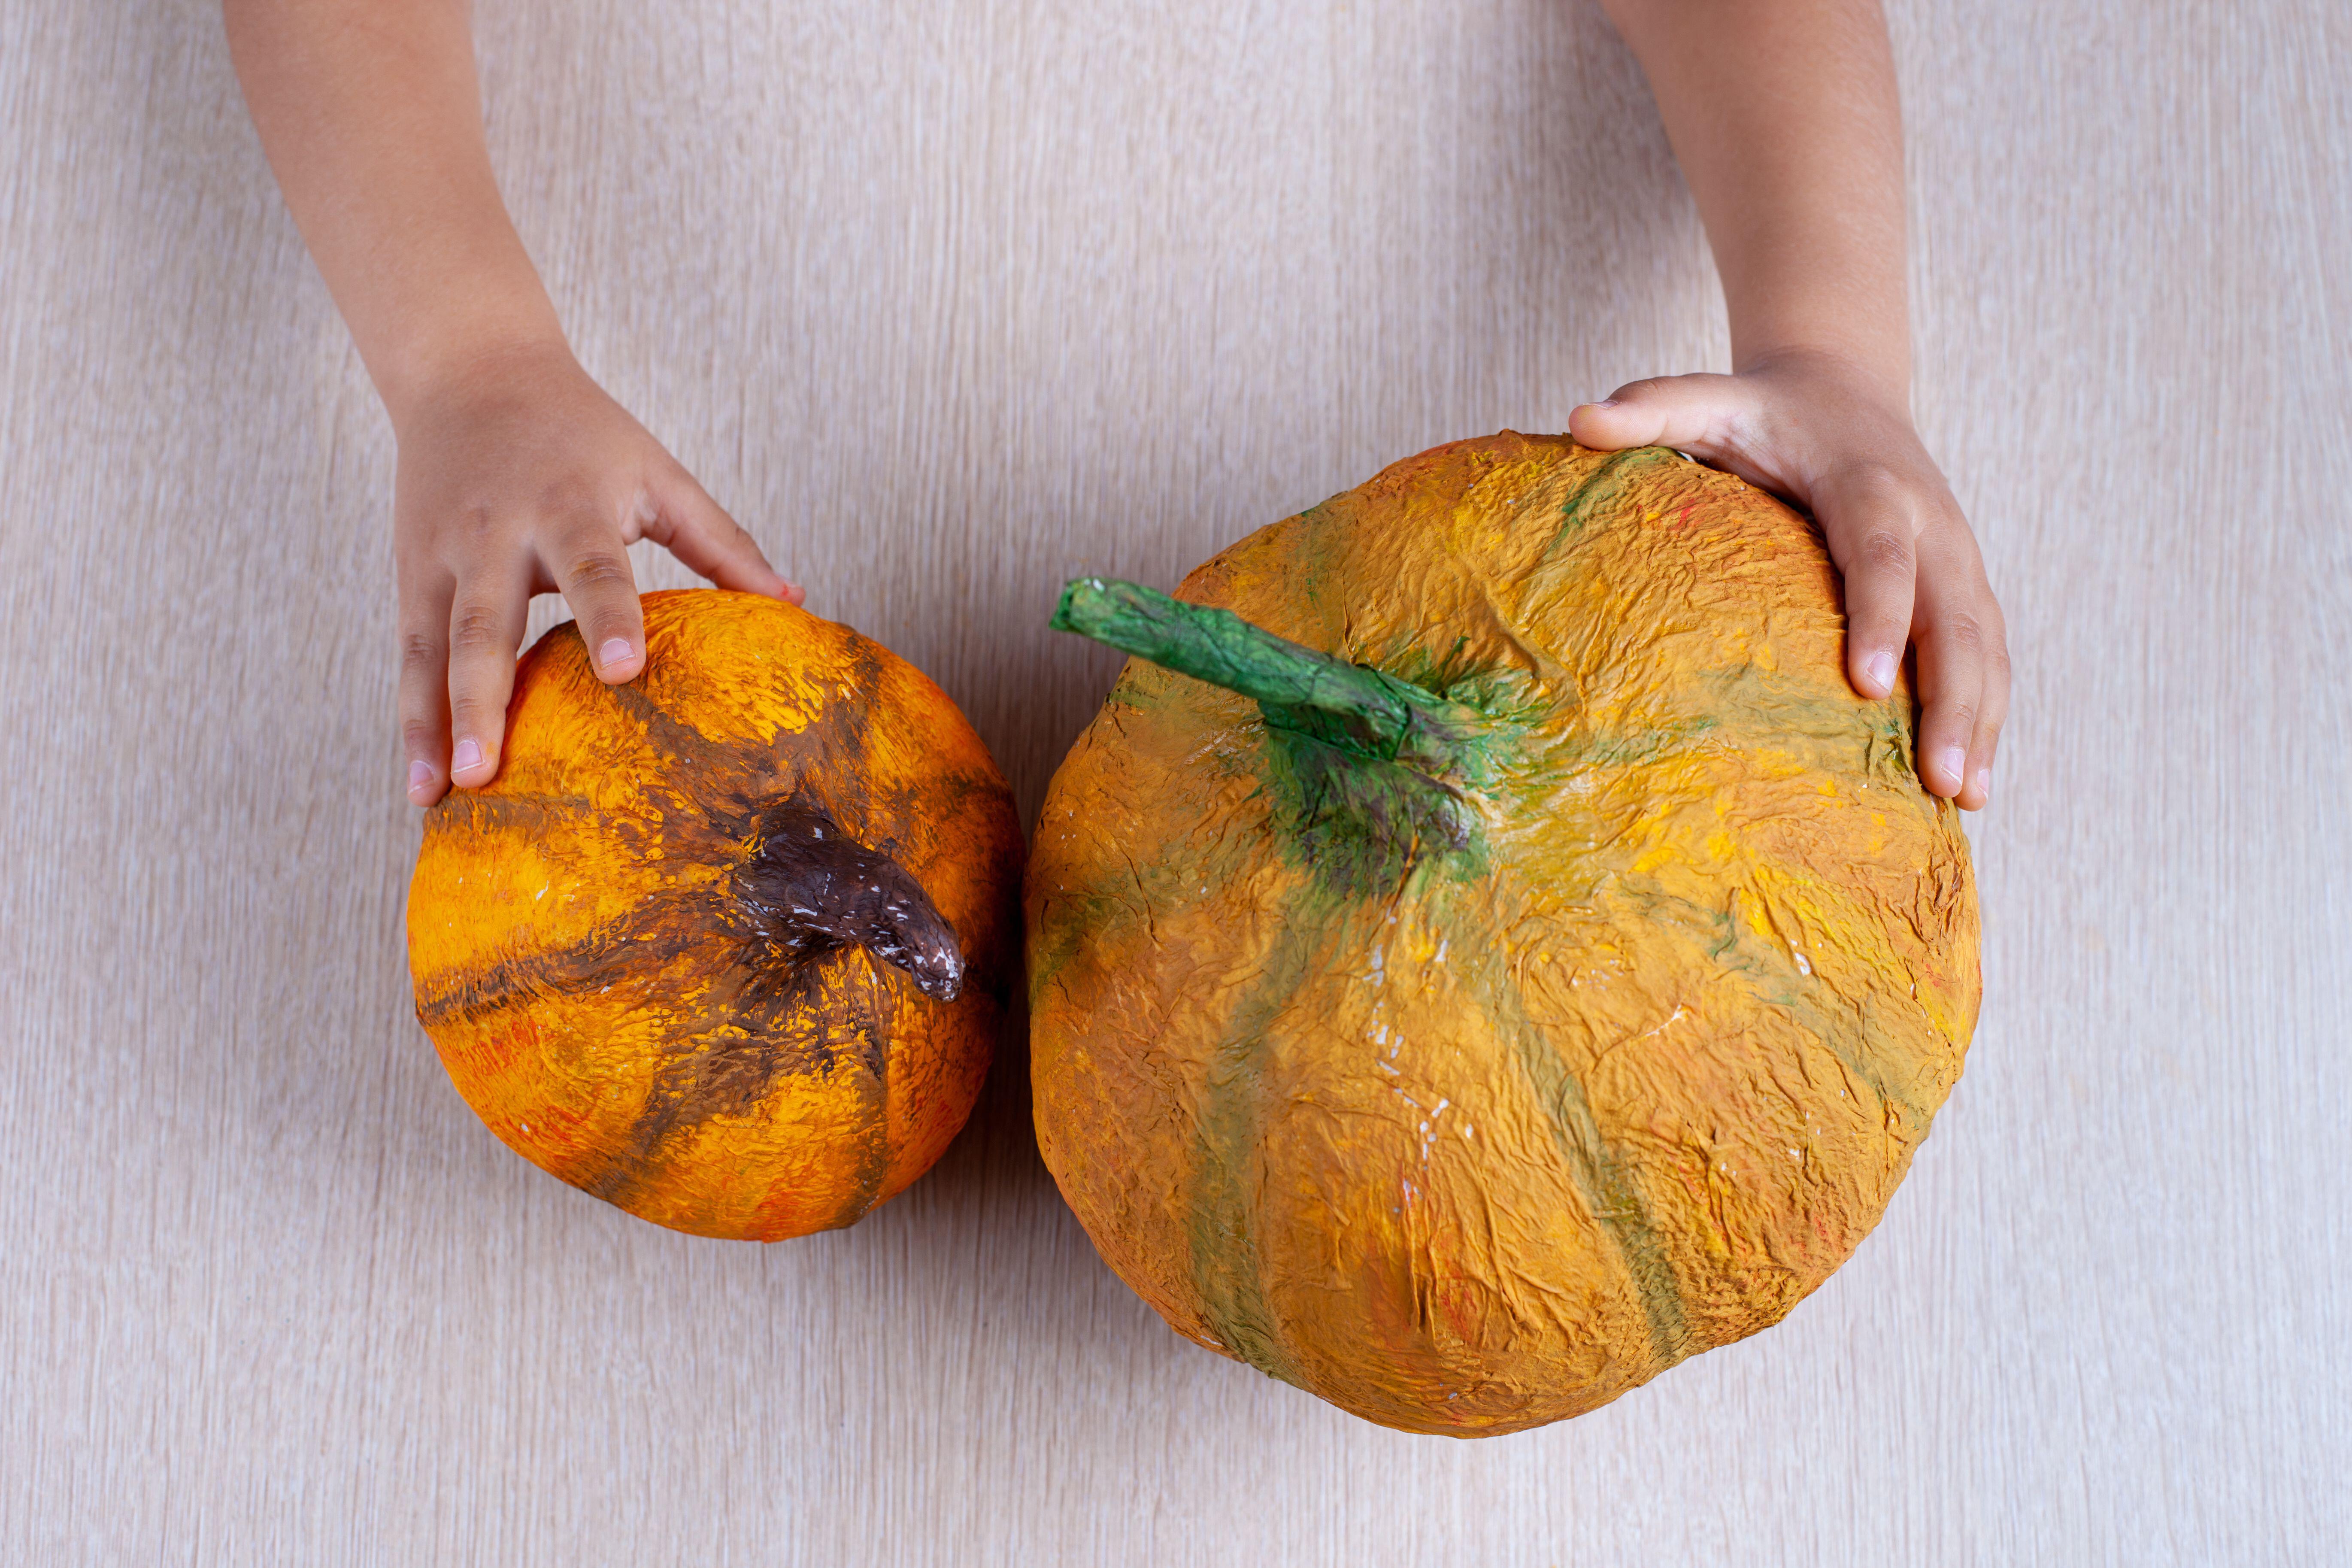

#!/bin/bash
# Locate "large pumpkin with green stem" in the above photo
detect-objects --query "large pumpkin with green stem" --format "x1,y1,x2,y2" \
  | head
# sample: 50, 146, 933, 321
407, 589, 1022, 1241
1027, 432, 1979, 1435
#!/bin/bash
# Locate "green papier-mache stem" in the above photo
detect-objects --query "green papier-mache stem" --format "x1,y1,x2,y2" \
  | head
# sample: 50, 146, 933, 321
1050, 577, 1469, 769
1052, 576, 1496, 867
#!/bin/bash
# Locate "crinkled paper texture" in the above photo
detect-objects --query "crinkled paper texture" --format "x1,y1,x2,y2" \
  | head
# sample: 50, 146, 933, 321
1027, 434, 1979, 1435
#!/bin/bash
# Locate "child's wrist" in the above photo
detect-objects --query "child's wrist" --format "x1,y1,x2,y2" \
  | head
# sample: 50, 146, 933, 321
1731, 340, 1913, 416
377, 317, 575, 436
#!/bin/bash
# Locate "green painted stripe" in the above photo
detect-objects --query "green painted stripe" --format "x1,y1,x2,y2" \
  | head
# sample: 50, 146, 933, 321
1544, 448, 1663, 555
1700, 882, 1933, 1134
1424, 896, 1693, 1368
1184, 909, 1343, 1389
1470, 849, 1931, 1149
1514, 648, 1938, 1131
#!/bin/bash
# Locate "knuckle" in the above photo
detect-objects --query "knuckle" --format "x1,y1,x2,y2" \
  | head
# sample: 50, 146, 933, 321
398, 631, 444, 677
533, 475, 603, 525
455, 502, 504, 551
1613, 375, 1695, 409
448, 602, 507, 656
447, 686, 502, 727
1979, 688, 2010, 730
1845, 457, 1900, 486
563, 549, 635, 597
1842, 461, 1914, 516
1930, 497, 1973, 539
1940, 611, 1987, 654
1855, 527, 1915, 579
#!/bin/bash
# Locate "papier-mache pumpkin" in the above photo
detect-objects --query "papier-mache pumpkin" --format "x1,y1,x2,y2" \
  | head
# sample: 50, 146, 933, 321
408, 589, 1022, 1241
1027, 432, 1979, 1435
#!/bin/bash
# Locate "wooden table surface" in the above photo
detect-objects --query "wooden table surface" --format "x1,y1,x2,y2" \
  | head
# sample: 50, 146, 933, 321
3, 0, 2344, 1562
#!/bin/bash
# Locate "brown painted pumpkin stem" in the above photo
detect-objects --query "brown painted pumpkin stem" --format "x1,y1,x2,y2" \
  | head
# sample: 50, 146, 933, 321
733, 799, 965, 1002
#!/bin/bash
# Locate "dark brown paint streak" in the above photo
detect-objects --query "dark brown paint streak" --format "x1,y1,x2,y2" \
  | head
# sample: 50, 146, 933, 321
581, 932, 898, 1211
424, 791, 603, 839
512, 652, 951, 1207
412, 910, 697, 1032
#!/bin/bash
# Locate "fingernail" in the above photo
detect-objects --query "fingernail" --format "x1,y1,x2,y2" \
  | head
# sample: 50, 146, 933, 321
597, 637, 635, 673
1972, 767, 1992, 804
1593, 398, 1619, 409
407, 760, 435, 797
1865, 652, 1897, 693
452, 737, 485, 776
1938, 746, 1967, 789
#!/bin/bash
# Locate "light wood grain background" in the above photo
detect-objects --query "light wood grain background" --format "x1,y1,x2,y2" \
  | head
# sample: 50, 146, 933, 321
2, 0, 2345, 1562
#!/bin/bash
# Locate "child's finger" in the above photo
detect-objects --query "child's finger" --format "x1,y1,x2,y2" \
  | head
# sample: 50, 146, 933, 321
1567, 373, 1756, 458
643, 466, 803, 607
1958, 594, 2010, 810
1908, 535, 1994, 801
1813, 465, 1921, 701
444, 569, 531, 790
545, 522, 649, 684
397, 562, 457, 806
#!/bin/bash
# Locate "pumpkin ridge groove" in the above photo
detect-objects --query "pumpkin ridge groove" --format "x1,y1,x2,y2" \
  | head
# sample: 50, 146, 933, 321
1472, 844, 1935, 1137
422, 790, 601, 837
602, 675, 739, 779
1542, 447, 1659, 554
413, 910, 698, 1030
582, 942, 895, 1209
1184, 910, 1341, 1389
1703, 881, 1931, 1134
745, 636, 888, 814
1425, 895, 1693, 1370
828, 967, 895, 1229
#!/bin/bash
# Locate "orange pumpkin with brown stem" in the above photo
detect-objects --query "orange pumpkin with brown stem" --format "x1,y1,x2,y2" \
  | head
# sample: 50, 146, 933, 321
407, 589, 1022, 1240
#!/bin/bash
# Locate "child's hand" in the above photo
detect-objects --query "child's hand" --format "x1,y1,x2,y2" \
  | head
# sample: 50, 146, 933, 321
394, 342, 800, 806
1569, 349, 2008, 810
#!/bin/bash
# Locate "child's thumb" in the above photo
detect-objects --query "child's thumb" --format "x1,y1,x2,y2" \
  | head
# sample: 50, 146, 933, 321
1568, 373, 1756, 459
